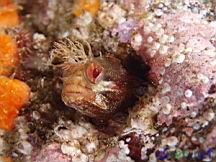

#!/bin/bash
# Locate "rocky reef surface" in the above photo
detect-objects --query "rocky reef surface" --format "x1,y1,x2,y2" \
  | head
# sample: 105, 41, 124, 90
0, 0, 216, 162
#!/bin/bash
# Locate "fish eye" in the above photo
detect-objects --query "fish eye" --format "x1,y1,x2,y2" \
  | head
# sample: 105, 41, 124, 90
85, 61, 103, 84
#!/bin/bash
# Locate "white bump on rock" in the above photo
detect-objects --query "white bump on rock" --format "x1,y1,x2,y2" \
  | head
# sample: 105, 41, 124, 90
61, 143, 78, 155
97, 3, 126, 28
167, 35, 175, 43
204, 110, 215, 121
210, 60, 216, 66
148, 22, 154, 28
17, 141, 32, 155
185, 89, 193, 98
144, 26, 151, 34
155, 9, 164, 17
71, 126, 88, 139
33, 33, 46, 42
161, 96, 170, 104
160, 68, 166, 75
158, 3, 164, 9
197, 73, 209, 83
86, 142, 97, 153
172, 53, 185, 64
162, 104, 172, 115
202, 121, 209, 128
147, 36, 154, 43
32, 111, 40, 120
160, 34, 169, 44
191, 111, 197, 118
119, 140, 130, 155
164, 58, 172, 67
166, 136, 179, 147
159, 79, 163, 84
153, 42, 161, 50
131, 33, 143, 50
204, 49, 216, 57
161, 83, 171, 94
185, 47, 193, 53
177, 43, 185, 53
126, 138, 131, 142
210, 21, 216, 28
181, 102, 188, 109
156, 28, 165, 36
147, 48, 157, 57
156, 23, 162, 29
159, 45, 169, 55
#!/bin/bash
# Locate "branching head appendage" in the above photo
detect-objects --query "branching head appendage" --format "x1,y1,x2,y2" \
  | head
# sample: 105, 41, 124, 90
49, 36, 93, 70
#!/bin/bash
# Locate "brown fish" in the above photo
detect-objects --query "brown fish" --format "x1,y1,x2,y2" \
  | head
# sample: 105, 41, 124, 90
50, 37, 131, 118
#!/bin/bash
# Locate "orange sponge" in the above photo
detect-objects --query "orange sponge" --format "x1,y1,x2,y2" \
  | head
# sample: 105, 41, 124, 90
73, 0, 100, 17
0, 76, 30, 130
0, 0, 12, 6
0, 0, 19, 27
0, 33, 19, 76
0, 157, 12, 162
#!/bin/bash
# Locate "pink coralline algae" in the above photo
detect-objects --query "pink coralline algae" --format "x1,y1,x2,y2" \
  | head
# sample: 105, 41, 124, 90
128, 11, 216, 125
117, 19, 138, 43
32, 143, 71, 162
122, 0, 149, 12
96, 146, 120, 162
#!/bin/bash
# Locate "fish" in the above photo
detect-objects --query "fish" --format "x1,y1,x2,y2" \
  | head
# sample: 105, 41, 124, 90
50, 37, 131, 118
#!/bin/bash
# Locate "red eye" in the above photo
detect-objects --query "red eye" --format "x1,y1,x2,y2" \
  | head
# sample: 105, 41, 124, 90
86, 62, 103, 84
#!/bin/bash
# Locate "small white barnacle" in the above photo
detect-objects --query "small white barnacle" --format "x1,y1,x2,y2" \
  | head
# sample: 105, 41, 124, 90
185, 89, 193, 98
152, 42, 161, 50
210, 60, 216, 66
181, 102, 187, 109
147, 36, 154, 44
164, 58, 172, 67
159, 45, 169, 55
131, 33, 143, 50
159, 34, 169, 44
167, 35, 175, 43
161, 83, 171, 94
162, 103, 172, 115
172, 53, 185, 64
147, 48, 157, 58
197, 73, 209, 83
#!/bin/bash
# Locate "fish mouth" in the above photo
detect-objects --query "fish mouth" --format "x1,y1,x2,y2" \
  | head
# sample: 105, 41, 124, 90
63, 91, 83, 100
62, 84, 96, 103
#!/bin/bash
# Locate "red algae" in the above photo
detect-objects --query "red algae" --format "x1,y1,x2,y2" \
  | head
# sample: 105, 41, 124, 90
0, 76, 30, 130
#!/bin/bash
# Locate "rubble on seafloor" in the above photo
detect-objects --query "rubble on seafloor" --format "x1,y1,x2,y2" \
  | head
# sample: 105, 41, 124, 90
0, 0, 216, 162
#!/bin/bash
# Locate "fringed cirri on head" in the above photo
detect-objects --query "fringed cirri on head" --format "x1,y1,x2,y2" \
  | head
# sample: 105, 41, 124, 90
49, 36, 93, 71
